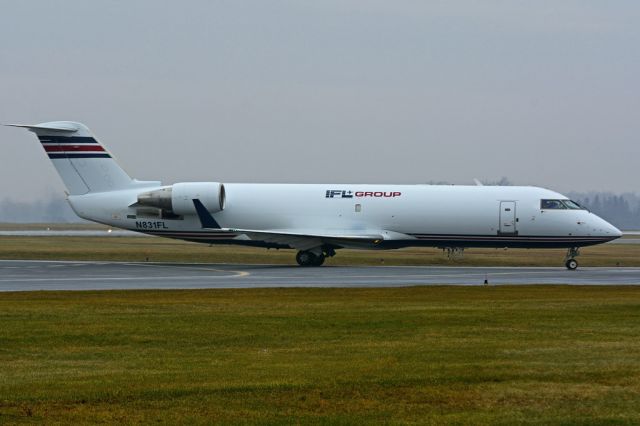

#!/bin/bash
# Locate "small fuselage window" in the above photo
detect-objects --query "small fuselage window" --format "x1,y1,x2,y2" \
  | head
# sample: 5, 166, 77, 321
540, 199, 585, 210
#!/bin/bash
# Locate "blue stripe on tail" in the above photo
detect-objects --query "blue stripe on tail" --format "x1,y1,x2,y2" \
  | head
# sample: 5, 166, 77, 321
38, 136, 98, 144
48, 153, 112, 159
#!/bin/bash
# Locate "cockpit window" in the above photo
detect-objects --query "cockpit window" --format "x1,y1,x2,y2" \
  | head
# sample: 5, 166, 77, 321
541, 199, 566, 209
540, 199, 585, 210
562, 200, 583, 210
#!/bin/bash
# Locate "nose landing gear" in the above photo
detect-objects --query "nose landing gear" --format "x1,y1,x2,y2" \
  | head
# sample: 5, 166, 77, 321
565, 247, 580, 270
565, 258, 578, 270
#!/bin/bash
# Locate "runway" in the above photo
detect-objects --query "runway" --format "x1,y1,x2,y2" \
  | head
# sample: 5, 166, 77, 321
1, 260, 640, 291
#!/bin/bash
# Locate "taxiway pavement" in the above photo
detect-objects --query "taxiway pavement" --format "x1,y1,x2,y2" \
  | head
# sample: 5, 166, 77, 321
1, 260, 639, 291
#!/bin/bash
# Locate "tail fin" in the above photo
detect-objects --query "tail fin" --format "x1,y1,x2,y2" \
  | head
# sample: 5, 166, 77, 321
6, 121, 136, 195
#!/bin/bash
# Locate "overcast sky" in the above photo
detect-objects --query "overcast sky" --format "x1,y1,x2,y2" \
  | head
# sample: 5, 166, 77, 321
1, 1, 639, 201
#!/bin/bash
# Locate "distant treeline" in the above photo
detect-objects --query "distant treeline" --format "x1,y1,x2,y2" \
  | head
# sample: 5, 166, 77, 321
1, 187, 639, 230
0, 196, 79, 223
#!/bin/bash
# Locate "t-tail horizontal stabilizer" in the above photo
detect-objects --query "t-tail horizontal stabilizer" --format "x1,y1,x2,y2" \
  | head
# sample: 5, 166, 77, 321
192, 199, 221, 229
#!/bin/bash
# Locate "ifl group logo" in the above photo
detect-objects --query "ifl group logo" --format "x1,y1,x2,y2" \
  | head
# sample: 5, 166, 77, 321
325, 190, 402, 198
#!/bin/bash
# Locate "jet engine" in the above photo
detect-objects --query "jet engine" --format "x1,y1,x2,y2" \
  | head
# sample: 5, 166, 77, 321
136, 182, 225, 217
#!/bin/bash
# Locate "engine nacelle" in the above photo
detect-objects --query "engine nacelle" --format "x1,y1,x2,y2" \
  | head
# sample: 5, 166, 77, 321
171, 182, 226, 215
137, 182, 225, 216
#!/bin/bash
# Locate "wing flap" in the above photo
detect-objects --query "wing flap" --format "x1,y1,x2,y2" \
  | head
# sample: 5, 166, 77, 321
229, 228, 384, 250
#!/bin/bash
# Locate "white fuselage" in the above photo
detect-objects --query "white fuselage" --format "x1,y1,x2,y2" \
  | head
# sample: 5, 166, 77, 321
68, 183, 621, 249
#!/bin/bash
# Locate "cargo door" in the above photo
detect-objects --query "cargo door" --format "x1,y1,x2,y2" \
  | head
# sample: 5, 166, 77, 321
499, 201, 517, 235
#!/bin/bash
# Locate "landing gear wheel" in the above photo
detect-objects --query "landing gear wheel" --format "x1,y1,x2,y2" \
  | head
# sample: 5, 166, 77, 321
296, 251, 325, 267
312, 254, 325, 266
564, 247, 580, 270
296, 251, 313, 266
565, 258, 578, 270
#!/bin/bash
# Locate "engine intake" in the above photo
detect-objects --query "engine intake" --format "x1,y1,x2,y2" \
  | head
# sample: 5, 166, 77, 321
137, 182, 225, 216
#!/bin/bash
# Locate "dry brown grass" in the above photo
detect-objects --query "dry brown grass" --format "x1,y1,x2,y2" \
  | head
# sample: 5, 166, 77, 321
0, 235, 638, 267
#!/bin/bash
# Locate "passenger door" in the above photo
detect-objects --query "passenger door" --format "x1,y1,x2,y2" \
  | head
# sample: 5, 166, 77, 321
499, 201, 517, 235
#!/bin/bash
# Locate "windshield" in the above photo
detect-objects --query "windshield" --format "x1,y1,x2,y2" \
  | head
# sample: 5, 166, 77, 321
562, 200, 583, 210
540, 199, 585, 210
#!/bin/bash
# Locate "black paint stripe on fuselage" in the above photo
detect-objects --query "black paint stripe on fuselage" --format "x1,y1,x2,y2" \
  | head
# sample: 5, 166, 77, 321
412, 236, 612, 242
143, 231, 237, 237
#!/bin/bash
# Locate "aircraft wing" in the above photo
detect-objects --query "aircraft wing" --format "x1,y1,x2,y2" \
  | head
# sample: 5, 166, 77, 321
227, 228, 384, 251
192, 199, 386, 250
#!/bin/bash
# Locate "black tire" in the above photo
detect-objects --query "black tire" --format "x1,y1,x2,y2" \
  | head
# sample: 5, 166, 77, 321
565, 258, 578, 270
296, 251, 325, 267
296, 251, 313, 266
312, 254, 325, 266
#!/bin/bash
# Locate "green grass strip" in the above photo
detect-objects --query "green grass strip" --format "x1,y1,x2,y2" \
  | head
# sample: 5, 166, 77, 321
1, 286, 640, 424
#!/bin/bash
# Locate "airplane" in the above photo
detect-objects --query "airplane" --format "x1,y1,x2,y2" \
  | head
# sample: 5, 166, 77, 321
6, 121, 622, 269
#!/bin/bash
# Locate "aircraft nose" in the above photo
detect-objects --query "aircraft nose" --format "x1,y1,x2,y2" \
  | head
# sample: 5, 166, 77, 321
596, 216, 622, 239
610, 223, 623, 238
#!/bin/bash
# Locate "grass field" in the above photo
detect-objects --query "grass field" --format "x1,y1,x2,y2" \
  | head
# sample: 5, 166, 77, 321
1, 286, 640, 424
0, 223, 109, 231
0, 235, 639, 267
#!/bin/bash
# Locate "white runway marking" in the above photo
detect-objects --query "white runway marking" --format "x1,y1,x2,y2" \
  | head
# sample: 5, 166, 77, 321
125, 262, 251, 277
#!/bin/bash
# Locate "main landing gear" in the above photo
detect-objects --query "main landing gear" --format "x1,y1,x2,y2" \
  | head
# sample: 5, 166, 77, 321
296, 251, 325, 267
565, 247, 580, 270
296, 248, 336, 267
